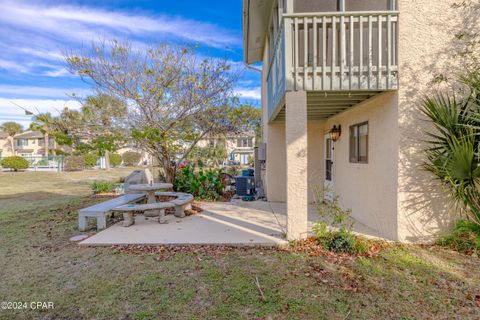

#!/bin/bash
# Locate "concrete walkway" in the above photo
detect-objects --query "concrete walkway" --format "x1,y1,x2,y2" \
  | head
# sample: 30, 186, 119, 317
79, 200, 382, 246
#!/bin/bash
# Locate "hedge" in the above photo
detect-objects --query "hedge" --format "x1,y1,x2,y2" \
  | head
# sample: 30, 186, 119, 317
109, 153, 122, 167
1, 156, 29, 171
122, 151, 141, 166
83, 154, 99, 168
64, 155, 85, 171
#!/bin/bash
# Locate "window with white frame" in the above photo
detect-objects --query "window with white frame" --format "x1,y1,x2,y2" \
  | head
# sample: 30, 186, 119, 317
237, 138, 253, 148
239, 154, 249, 165
16, 139, 28, 147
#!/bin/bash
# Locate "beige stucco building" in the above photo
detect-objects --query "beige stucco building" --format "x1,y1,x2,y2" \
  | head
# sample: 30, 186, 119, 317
243, 0, 472, 242
0, 131, 56, 158
197, 132, 256, 165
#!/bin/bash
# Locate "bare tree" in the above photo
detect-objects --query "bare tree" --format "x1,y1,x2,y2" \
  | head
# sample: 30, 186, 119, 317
65, 40, 244, 182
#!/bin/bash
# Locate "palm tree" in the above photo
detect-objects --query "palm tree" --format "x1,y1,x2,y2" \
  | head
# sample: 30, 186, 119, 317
30, 113, 55, 157
422, 70, 480, 225
82, 94, 127, 170
0, 121, 23, 155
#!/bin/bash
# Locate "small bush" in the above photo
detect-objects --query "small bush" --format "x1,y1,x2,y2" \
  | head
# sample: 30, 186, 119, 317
1, 156, 29, 171
90, 181, 116, 194
109, 153, 122, 167
64, 155, 85, 171
83, 154, 98, 168
437, 220, 480, 254
122, 151, 141, 166
311, 186, 368, 254
174, 165, 224, 200
312, 222, 369, 254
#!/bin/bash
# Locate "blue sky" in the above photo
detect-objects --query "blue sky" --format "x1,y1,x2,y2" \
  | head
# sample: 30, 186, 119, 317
0, 0, 260, 128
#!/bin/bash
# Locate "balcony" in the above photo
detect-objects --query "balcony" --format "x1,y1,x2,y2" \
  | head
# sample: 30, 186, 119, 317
266, 10, 399, 121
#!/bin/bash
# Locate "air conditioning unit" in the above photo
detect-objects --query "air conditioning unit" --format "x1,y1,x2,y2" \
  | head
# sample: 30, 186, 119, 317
235, 176, 255, 196
258, 143, 266, 161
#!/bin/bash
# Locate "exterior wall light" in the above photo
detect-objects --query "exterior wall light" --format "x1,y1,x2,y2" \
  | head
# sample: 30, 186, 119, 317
329, 125, 342, 142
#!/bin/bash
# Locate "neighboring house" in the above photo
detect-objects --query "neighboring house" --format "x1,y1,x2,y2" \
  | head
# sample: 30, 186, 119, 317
226, 132, 256, 165
0, 131, 57, 158
243, 0, 467, 242
197, 132, 256, 165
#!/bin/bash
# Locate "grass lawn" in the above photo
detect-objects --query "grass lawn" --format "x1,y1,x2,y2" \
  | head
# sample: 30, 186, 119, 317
0, 169, 479, 319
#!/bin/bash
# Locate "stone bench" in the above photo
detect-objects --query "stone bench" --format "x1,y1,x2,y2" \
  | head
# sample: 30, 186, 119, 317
114, 202, 175, 226
78, 194, 146, 231
155, 192, 194, 218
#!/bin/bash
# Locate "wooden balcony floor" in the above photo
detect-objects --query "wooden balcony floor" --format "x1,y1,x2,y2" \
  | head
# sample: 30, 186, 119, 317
274, 91, 383, 121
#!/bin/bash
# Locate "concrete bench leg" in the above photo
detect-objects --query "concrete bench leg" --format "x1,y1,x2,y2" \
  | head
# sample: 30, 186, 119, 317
78, 215, 88, 231
97, 216, 107, 230
158, 209, 167, 224
174, 204, 192, 218
123, 212, 135, 227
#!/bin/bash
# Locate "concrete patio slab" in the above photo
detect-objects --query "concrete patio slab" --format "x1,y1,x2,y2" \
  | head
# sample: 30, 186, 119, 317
79, 199, 383, 246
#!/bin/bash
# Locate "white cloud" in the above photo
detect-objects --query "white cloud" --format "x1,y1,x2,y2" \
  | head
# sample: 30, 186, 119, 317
0, 98, 82, 127
0, 58, 31, 73
0, 85, 90, 99
0, 1, 241, 49
235, 87, 261, 100
43, 68, 71, 78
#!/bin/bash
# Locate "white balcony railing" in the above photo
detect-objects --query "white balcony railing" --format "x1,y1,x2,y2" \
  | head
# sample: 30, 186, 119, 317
266, 21, 286, 120
266, 11, 399, 120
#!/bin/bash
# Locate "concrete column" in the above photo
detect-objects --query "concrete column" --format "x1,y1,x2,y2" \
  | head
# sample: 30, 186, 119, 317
265, 121, 286, 202
285, 91, 308, 240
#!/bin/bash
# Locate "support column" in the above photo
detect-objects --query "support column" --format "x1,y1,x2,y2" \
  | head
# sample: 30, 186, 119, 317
265, 121, 286, 202
285, 91, 308, 240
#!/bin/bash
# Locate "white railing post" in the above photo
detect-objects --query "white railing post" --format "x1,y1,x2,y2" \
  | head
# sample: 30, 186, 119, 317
368, 15, 373, 90
377, 15, 382, 89
331, 16, 336, 90
359, 15, 364, 89
303, 16, 308, 90
322, 17, 327, 90
313, 17, 318, 90
284, 17, 294, 92
349, 15, 354, 90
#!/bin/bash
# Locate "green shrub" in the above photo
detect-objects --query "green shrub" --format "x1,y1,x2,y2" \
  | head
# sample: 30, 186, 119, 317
90, 181, 117, 194
83, 154, 98, 168
312, 222, 369, 254
122, 151, 141, 166
64, 155, 85, 171
174, 165, 224, 200
109, 153, 122, 167
1, 156, 29, 171
311, 186, 368, 254
437, 220, 480, 254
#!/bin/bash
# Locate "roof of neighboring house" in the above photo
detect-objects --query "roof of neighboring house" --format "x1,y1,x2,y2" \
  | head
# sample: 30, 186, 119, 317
14, 131, 44, 139
227, 131, 256, 139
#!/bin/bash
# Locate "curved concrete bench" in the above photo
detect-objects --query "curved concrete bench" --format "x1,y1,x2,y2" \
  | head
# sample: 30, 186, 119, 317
78, 193, 146, 231
114, 202, 175, 226
113, 192, 193, 227
155, 192, 194, 218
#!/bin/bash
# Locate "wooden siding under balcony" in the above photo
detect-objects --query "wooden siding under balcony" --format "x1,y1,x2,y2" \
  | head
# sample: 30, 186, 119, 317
267, 11, 399, 122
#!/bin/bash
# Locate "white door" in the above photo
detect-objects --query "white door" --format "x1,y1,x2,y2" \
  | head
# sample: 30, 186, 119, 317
324, 134, 334, 201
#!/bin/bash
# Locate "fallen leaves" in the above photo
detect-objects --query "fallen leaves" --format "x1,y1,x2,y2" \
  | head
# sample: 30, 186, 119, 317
114, 244, 281, 261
